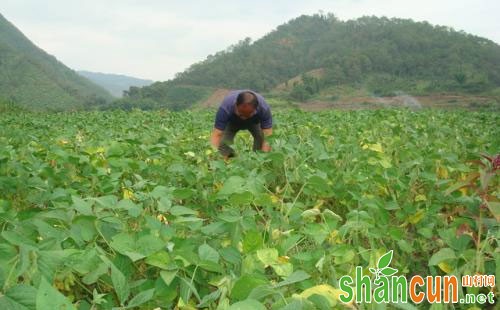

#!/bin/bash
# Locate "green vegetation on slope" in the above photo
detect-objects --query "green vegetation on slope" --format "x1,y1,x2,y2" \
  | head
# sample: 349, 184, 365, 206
127, 14, 500, 109
0, 108, 498, 308
106, 83, 214, 111
0, 13, 113, 110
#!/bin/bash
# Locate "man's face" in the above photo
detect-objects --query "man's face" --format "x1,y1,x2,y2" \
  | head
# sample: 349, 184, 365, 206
236, 102, 256, 119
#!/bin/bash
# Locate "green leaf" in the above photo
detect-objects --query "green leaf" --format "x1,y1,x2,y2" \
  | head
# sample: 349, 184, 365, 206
160, 270, 178, 286
172, 188, 195, 199
150, 186, 170, 199
220, 247, 241, 265
1, 230, 37, 248
126, 288, 155, 308
93, 195, 118, 208
247, 285, 276, 301
298, 284, 343, 308
486, 201, 500, 221
36, 278, 75, 310
444, 182, 469, 196
307, 175, 330, 193
170, 205, 198, 216
218, 211, 242, 222
158, 197, 172, 212
231, 275, 268, 301
228, 299, 266, 310
37, 250, 74, 283
70, 216, 97, 243
0, 285, 37, 310
198, 243, 220, 263
110, 233, 165, 262
110, 264, 130, 306
179, 276, 201, 303
429, 248, 457, 266
145, 251, 171, 269
243, 231, 263, 253
397, 240, 414, 253
306, 294, 331, 310
274, 270, 310, 288
82, 262, 108, 285
197, 289, 221, 308
271, 262, 293, 277
116, 199, 142, 217
444, 173, 479, 196
198, 260, 224, 273
377, 250, 393, 269
218, 176, 247, 196
230, 191, 254, 205
71, 196, 93, 215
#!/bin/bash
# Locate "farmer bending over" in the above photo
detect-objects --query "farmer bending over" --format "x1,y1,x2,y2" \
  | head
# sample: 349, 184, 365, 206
210, 90, 272, 159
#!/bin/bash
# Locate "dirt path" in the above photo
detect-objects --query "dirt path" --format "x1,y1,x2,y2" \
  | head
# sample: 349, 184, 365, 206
200, 88, 231, 108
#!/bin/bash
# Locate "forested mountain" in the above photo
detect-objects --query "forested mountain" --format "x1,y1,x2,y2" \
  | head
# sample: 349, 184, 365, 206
77, 71, 153, 97
125, 14, 500, 108
0, 13, 112, 110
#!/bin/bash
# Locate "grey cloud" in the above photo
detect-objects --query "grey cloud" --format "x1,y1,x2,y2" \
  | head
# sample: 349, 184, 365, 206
1, 0, 499, 80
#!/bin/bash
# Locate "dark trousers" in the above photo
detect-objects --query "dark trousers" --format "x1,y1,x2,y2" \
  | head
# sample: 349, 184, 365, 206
219, 122, 264, 157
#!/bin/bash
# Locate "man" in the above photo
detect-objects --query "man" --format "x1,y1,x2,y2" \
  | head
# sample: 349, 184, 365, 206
210, 90, 272, 159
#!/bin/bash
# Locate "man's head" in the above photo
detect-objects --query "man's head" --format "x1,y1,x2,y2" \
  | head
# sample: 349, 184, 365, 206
235, 91, 258, 119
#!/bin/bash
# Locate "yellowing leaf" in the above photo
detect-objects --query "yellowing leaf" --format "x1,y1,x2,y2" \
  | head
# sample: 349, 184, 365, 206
363, 143, 384, 153
414, 194, 427, 202
156, 214, 168, 224
298, 284, 348, 307
408, 209, 425, 224
256, 248, 278, 266
301, 209, 321, 218
123, 188, 134, 200
438, 262, 453, 273
270, 194, 280, 204
379, 157, 392, 168
327, 230, 342, 244
313, 200, 325, 209
271, 229, 281, 240
437, 166, 449, 179
271, 262, 293, 277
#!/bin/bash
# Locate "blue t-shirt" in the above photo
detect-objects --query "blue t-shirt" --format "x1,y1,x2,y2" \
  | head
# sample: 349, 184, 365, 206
214, 90, 273, 130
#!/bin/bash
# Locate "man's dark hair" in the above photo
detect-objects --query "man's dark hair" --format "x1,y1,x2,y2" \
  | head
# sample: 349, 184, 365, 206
236, 91, 258, 107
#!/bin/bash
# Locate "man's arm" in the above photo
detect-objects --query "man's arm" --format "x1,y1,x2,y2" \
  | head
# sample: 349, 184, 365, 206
261, 128, 272, 152
260, 105, 273, 152
210, 128, 224, 149
211, 107, 229, 149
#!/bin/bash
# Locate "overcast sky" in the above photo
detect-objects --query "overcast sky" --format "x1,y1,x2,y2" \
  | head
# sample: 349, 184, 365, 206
2, 0, 499, 81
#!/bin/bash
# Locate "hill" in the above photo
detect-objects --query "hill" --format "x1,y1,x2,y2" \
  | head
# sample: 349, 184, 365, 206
77, 71, 154, 97
0, 13, 113, 110
124, 14, 500, 109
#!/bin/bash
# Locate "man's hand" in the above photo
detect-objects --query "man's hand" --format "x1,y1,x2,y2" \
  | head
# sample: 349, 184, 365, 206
261, 128, 273, 152
261, 142, 272, 152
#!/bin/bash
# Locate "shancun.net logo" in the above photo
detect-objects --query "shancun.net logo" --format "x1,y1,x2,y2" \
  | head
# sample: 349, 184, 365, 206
339, 250, 496, 305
